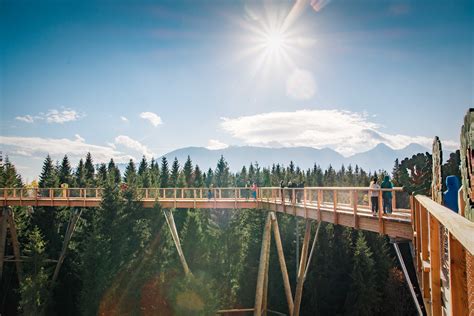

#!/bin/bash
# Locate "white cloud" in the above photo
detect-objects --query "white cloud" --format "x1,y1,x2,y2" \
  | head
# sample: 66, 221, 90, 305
140, 112, 163, 127
15, 115, 34, 123
220, 109, 458, 156
286, 68, 316, 100
14, 108, 82, 124
206, 139, 229, 150
120, 116, 129, 122
75, 134, 85, 142
115, 135, 155, 158
0, 135, 133, 163
44, 109, 81, 123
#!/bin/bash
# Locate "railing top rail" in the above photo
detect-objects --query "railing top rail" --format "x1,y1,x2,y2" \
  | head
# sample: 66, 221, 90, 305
0, 186, 404, 191
416, 195, 474, 254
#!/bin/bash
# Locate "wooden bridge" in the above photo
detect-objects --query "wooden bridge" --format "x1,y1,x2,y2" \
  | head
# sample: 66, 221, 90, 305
1, 186, 412, 238
1, 186, 473, 315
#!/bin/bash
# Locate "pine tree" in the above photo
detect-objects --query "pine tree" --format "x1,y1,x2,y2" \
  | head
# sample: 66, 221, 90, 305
107, 158, 121, 185
193, 165, 204, 187
170, 157, 180, 187
96, 163, 108, 186
39, 155, 57, 188
84, 152, 95, 186
205, 168, 213, 187
183, 156, 193, 187
58, 155, 72, 185
344, 231, 378, 315
138, 156, 151, 187
215, 155, 230, 187
160, 157, 169, 187
124, 159, 137, 185
19, 227, 49, 315
149, 158, 160, 187
1, 156, 23, 187
75, 159, 85, 187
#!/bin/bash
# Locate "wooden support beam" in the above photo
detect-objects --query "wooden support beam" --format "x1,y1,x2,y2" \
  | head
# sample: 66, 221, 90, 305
420, 206, 430, 299
262, 223, 271, 316
333, 190, 338, 225
254, 213, 272, 316
292, 220, 312, 316
0, 207, 8, 282
352, 190, 358, 229
429, 214, 441, 316
7, 209, 23, 283
270, 212, 294, 315
51, 209, 82, 285
449, 233, 468, 315
378, 194, 384, 235
163, 209, 191, 275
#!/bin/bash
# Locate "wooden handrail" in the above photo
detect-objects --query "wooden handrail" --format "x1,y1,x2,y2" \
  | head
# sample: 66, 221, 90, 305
415, 195, 474, 254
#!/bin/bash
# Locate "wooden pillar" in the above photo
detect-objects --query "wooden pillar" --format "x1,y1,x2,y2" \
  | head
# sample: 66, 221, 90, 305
254, 213, 272, 316
293, 220, 312, 316
429, 214, 441, 316
352, 190, 359, 229
163, 210, 191, 275
378, 194, 384, 235
333, 190, 338, 225
7, 209, 22, 283
420, 206, 430, 298
270, 212, 294, 315
51, 209, 82, 285
415, 200, 422, 274
0, 207, 8, 281
392, 189, 397, 212
317, 190, 322, 222
449, 233, 468, 315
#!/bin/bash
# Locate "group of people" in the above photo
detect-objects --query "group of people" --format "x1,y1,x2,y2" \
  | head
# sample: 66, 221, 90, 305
369, 175, 394, 215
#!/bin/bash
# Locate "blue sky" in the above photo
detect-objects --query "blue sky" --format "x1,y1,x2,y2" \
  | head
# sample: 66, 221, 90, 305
0, 0, 472, 181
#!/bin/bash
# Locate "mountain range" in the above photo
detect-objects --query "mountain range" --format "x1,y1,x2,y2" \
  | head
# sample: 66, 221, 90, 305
150, 143, 431, 173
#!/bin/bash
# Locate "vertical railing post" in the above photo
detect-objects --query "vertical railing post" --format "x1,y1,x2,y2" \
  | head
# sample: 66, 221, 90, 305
352, 190, 358, 229
378, 193, 384, 235
420, 205, 430, 299
448, 233, 468, 315
429, 214, 442, 316
303, 188, 307, 218
333, 190, 338, 225
317, 189, 322, 222
392, 189, 397, 212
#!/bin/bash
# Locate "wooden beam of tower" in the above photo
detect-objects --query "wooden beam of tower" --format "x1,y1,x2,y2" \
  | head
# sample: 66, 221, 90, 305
262, 217, 271, 316
254, 213, 272, 316
292, 220, 312, 316
270, 212, 294, 315
51, 208, 83, 285
163, 209, 191, 275
0, 208, 8, 282
7, 209, 23, 283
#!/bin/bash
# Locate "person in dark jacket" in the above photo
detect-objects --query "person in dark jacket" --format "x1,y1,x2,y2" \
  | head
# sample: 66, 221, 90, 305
381, 175, 393, 214
443, 175, 461, 213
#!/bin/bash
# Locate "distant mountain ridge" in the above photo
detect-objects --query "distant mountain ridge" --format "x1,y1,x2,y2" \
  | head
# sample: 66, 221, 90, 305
150, 143, 431, 173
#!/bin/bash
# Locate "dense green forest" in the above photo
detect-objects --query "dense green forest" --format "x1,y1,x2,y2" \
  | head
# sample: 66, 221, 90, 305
0, 150, 461, 315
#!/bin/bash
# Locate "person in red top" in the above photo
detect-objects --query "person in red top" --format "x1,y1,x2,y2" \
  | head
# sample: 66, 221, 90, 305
251, 182, 257, 200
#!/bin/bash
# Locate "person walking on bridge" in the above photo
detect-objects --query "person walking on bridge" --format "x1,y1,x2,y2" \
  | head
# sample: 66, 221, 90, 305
381, 175, 394, 214
369, 177, 380, 215
251, 182, 257, 200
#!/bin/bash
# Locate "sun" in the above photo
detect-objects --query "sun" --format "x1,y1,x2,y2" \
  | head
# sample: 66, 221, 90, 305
262, 29, 287, 54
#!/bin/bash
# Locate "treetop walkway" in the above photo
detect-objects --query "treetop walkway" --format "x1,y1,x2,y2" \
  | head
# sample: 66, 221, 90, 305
1, 186, 411, 238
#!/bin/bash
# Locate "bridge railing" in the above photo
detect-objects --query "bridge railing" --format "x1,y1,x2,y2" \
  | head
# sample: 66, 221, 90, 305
411, 195, 474, 316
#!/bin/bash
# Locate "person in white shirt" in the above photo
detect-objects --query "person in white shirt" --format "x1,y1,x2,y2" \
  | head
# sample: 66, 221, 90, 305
369, 177, 380, 215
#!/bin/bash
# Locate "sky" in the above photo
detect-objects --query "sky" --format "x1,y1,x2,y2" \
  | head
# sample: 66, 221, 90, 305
0, 0, 473, 181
